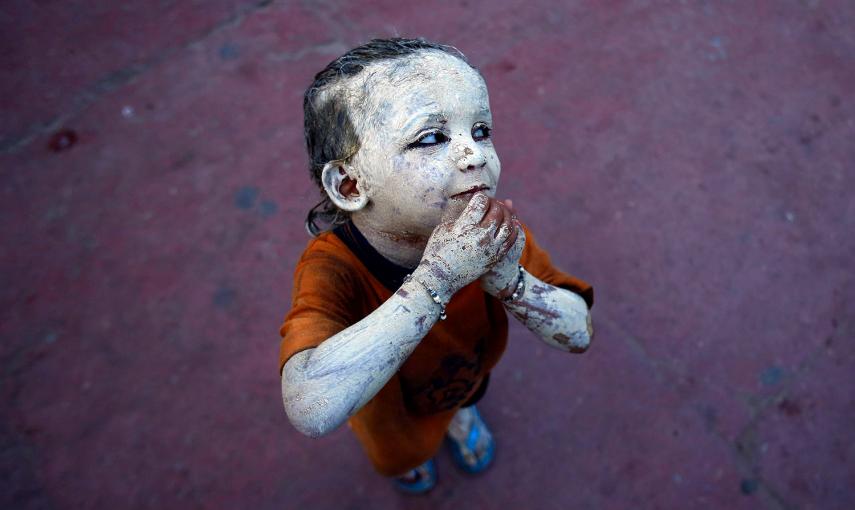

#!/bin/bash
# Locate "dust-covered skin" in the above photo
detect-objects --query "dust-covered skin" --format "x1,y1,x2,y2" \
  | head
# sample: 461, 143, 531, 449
282, 50, 592, 442
282, 194, 516, 439
321, 50, 501, 268
481, 218, 593, 353
446, 405, 493, 467
504, 274, 592, 352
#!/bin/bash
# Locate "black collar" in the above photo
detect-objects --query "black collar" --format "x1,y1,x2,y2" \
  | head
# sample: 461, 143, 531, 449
332, 221, 413, 292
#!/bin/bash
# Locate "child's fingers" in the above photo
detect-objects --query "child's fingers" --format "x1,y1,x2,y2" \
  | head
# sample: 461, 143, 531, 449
493, 200, 519, 251
501, 198, 516, 215
458, 192, 491, 226
500, 204, 519, 252
478, 196, 503, 229
494, 200, 512, 238
510, 223, 525, 255
491, 205, 515, 260
502, 222, 519, 254
501, 199, 520, 234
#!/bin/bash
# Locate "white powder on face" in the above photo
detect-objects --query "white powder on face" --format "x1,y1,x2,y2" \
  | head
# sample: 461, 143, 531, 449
337, 51, 502, 240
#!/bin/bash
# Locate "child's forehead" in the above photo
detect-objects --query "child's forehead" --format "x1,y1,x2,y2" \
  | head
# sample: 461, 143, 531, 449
384, 50, 478, 80
355, 52, 490, 123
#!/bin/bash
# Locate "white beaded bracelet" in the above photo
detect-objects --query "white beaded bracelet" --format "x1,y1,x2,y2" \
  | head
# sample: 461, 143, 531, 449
404, 274, 447, 320
502, 264, 526, 303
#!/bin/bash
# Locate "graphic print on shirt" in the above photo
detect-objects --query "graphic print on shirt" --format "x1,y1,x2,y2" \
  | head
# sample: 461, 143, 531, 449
403, 337, 486, 415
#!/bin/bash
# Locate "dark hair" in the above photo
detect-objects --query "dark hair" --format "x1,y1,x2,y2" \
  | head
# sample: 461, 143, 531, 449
303, 37, 473, 236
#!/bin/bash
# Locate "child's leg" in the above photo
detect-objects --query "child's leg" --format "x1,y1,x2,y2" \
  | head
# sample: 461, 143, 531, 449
446, 373, 495, 472
447, 405, 495, 470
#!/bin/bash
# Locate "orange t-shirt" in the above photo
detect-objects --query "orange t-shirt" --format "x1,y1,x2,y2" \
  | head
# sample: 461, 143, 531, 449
279, 222, 593, 476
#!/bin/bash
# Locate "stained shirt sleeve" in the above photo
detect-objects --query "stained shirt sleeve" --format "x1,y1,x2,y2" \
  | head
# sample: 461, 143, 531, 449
278, 244, 360, 373
519, 222, 594, 309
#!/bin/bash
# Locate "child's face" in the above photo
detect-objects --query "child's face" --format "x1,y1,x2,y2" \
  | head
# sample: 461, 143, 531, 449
349, 51, 501, 238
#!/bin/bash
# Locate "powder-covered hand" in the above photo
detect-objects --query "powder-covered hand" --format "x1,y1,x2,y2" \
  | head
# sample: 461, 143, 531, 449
480, 199, 525, 299
413, 193, 518, 302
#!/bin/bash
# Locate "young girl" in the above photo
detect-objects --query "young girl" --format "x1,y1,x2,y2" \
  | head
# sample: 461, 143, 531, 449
279, 38, 594, 493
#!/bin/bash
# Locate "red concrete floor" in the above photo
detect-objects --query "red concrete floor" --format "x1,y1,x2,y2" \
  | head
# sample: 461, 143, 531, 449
1, 1, 853, 508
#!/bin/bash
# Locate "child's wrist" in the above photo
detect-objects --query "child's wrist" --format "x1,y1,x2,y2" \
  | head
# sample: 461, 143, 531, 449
410, 263, 456, 304
496, 265, 526, 302
481, 262, 520, 298
403, 273, 448, 320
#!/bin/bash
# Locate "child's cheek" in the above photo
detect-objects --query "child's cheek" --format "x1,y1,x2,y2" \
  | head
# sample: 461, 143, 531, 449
487, 150, 501, 180
396, 152, 446, 186
422, 161, 448, 185
423, 186, 447, 210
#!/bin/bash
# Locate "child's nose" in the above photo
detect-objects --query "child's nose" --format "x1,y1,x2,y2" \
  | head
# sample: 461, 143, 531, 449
451, 140, 487, 172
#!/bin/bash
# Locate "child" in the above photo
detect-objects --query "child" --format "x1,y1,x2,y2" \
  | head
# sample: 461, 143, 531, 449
279, 38, 594, 493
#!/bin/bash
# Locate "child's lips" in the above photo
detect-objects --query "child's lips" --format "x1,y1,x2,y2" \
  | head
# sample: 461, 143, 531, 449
450, 185, 490, 199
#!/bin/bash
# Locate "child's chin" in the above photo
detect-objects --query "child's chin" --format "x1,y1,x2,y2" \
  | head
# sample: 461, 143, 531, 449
439, 198, 469, 223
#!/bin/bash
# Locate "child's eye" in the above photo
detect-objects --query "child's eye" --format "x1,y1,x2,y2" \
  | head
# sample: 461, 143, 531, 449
410, 131, 448, 148
472, 124, 492, 141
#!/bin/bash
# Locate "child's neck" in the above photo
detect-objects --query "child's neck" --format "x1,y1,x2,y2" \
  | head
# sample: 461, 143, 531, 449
351, 216, 427, 270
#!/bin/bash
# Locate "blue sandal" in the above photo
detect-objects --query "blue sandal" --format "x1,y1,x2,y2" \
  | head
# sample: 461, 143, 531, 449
393, 458, 437, 494
446, 406, 495, 474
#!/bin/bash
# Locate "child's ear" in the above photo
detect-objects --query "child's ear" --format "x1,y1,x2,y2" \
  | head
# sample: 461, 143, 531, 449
321, 162, 369, 212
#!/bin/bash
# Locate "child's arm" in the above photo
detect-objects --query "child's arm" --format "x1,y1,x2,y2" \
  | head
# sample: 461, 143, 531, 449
481, 218, 593, 353
281, 194, 517, 438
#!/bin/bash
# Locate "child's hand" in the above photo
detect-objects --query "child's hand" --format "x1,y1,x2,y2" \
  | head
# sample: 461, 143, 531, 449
413, 193, 518, 302
480, 199, 526, 299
